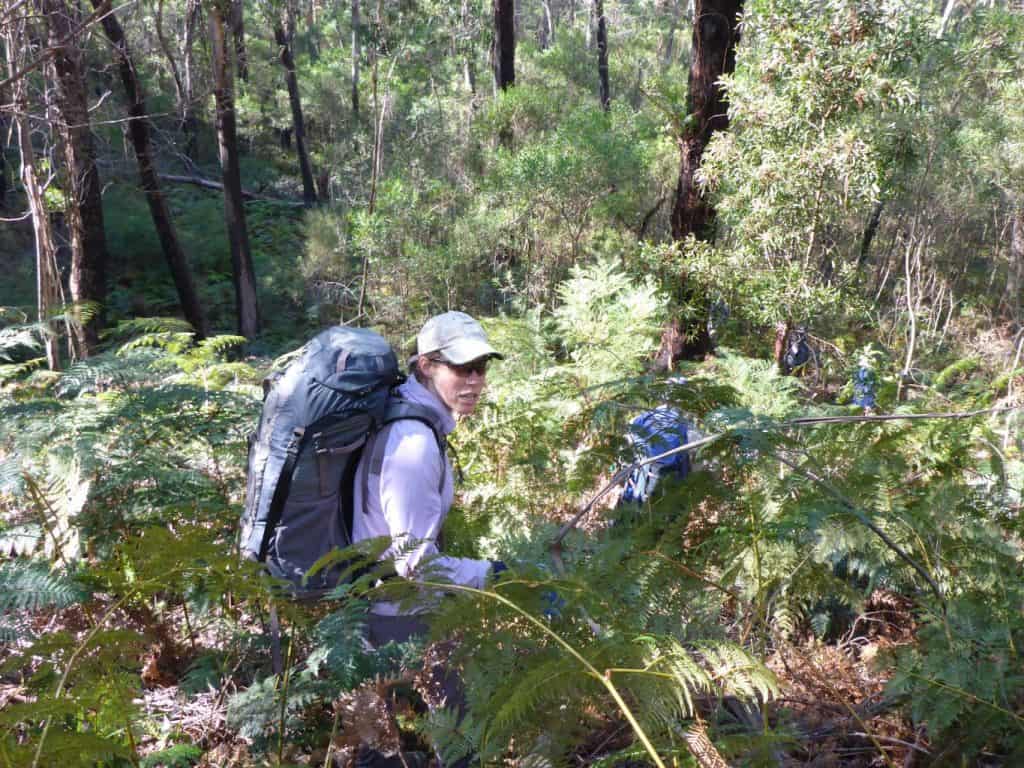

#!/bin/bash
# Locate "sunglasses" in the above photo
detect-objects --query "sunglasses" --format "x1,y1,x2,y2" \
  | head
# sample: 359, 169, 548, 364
429, 356, 490, 376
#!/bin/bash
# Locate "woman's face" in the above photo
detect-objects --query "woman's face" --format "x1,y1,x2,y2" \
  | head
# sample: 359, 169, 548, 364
419, 356, 489, 416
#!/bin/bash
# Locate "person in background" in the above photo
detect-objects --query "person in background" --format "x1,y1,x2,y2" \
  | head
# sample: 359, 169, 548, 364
620, 378, 700, 507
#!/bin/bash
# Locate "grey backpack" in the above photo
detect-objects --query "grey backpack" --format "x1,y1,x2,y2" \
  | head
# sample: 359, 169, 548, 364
239, 326, 443, 595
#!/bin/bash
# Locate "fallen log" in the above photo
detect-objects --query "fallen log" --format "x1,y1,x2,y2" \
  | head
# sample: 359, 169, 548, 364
158, 174, 304, 205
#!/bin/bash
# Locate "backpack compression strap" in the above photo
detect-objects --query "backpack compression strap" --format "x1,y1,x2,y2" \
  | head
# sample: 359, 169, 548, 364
255, 426, 306, 562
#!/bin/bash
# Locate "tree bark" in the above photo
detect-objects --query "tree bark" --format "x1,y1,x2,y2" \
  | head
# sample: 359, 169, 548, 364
351, 0, 360, 116
229, 0, 248, 82
594, 0, 609, 110
182, 0, 201, 157
92, 0, 209, 339
5, 21, 61, 370
209, 1, 261, 339
41, 0, 110, 357
857, 199, 885, 271
274, 16, 317, 205
460, 0, 477, 98
155, 0, 186, 122
539, 0, 554, 50
1008, 203, 1023, 325
0, 116, 9, 209
670, 0, 742, 241
660, 0, 743, 363
493, 0, 515, 91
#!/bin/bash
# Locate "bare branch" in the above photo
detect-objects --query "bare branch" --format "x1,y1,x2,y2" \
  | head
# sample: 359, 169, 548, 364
0, 0, 135, 92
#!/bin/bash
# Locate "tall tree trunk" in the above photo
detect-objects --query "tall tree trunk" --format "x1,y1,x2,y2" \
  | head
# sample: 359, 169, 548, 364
41, 0, 109, 357
857, 199, 885, 271
229, 0, 248, 82
209, 1, 261, 339
5, 22, 61, 370
182, 0, 201, 157
594, 0, 609, 110
155, 0, 186, 121
670, 0, 741, 241
1009, 202, 1024, 325
351, 0, 360, 115
92, 0, 210, 339
274, 17, 317, 205
461, 0, 476, 97
0, 116, 9, 209
659, 0, 742, 364
493, 0, 515, 91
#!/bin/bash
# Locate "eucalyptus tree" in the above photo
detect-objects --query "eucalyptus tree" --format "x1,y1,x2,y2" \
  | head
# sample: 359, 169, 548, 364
38, 0, 110, 357
4, 14, 61, 369
270, 0, 318, 205
91, 0, 210, 339
658, 0, 743, 364
493, 0, 515, 92
595, 0, 609, 110
207, 0, 261, 338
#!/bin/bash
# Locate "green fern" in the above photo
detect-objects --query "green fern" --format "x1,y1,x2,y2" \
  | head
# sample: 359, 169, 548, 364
0, 560, 85, 612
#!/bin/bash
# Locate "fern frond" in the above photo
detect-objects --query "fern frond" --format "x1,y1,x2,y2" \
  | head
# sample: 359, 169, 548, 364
0, 357, 46, 383
103, 316, 195, 342
0, 560, 86, 612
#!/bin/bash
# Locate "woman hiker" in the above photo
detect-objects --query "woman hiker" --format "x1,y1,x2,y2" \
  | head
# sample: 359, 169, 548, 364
352, 311, 506, 768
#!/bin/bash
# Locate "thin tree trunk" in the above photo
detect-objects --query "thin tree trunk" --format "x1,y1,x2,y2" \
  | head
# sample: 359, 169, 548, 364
92, 0, 209, 339
540, 0, 554, 49
6, 22, 61, 370
1008, 203, 1023, 325
274, 18, 317, 205
857, 199, 885, 271
0, 118, 9, 210
461, 0, 476, 97
182, 0, 201, 156
155, 0, 186, 119
41, 0, 109, 357
595, 0, 609, 110
229, 0, 248, 81
659, 0, 743, 364
351, 0, 360, 116
209, 1, 261, 339
493, 0, 515, 91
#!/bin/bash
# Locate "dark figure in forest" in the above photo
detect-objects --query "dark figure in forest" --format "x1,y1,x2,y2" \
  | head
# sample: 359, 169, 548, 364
776, 324, 813, 375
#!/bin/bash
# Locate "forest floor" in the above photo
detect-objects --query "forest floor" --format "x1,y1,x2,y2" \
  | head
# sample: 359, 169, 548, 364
0, 566, 927, 767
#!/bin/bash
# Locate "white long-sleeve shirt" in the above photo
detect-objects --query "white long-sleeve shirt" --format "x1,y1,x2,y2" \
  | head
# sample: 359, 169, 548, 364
352, 376, 492, 614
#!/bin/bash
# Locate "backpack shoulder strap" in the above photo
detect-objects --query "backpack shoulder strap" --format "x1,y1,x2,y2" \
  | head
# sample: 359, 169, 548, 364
359, 400, 448, 511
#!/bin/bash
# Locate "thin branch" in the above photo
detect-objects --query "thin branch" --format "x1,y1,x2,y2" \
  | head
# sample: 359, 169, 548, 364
0, 0, 31, 28
549, 406, 1015, 552
772, 452, 945, 607
0, 1, 136, 92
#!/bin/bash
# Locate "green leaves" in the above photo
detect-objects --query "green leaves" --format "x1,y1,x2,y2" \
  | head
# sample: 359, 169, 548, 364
0, 561, 86, 613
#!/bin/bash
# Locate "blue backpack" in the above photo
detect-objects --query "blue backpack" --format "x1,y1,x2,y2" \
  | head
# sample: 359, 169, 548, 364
621, 406, 690, 504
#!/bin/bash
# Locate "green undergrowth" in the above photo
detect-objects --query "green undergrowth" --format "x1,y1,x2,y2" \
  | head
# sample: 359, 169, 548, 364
1, 275, 1023, 765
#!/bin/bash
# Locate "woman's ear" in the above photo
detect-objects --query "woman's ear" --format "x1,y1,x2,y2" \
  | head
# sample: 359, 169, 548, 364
416, 355, 433, 380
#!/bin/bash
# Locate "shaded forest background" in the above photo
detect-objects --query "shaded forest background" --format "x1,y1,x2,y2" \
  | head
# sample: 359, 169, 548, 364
1, 0, 1024, 766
